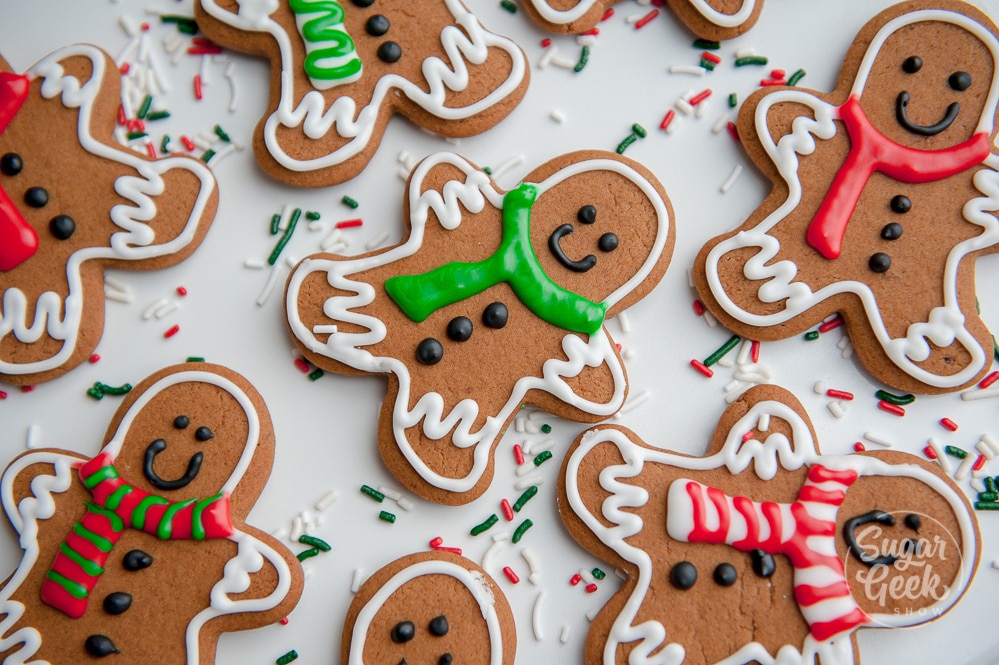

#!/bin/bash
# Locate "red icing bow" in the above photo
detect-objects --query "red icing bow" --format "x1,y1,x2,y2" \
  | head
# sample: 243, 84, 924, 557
0, 72, 38, 272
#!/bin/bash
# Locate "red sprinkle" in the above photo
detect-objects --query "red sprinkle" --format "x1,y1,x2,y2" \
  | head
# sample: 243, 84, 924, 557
923, 445, 938, 459
690, 359, 713, 378
940, 417, 958, 432
726, 121, 739, 141
760, 78, 788, 87
600, 7, 615, 20
177, 286, 188, 296
877, 400, 905, 417
194, 74, 203, 100
750, 340, 760, 363
570, 573, 582, 586
336, 218, 363, 229
826, 389, 854, 401
853, 442, 867, 452
188, 46, 224, 56
973, 454, 987, 471
294, 357, 310, 373
501, 498, 514, 521
585, 583, 598, 593
279, 617, 289, 626
140, 22, 150, 31
181, 135, 196, 151
89, 354, 101, 364
741, 431, 754, 443
119, 63, 130, 75
540, 38, 552, 48
502, 566, 520, 584
126, 118, 145, 133
581, 27, 600, 36
701, 51, 722, 64
659, 109, 676, 131
980, 371, 999, 388
0, 390, 6, 400
692, 299, 705, 316
818, 316, 843, 333
689, 89, 712, 106
117, 105, 127, 127
191, 37, 220, 47
20, 386, 34, 393
164, 324, 180, 339
770, 69, 786, 78
438, 546, 462, 555
513, 443, 525, 466
429, 537, 444, 549
634, 9, 659, 29
145, 142, 157, 160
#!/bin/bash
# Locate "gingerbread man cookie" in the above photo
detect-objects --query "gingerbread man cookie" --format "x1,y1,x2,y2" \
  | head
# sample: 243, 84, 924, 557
0, 44, 218, 386
522, 0, 763, 39
342, 551, 516, 665
559, 385, 979, 665
194, 0, 529, 187
285, 150, 674, 504
0, 363, 303, 663
694, 1, 999, 394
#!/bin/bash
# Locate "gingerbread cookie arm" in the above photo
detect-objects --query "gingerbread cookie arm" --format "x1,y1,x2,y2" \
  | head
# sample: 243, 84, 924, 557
666, 0, 763, 41
521, 0, 615, 34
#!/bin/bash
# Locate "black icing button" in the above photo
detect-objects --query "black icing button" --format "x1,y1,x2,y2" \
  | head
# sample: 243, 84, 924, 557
24, 186, 48, 208
577, 204, 597, 224
482, 302, 508, 329
174, 415, 190, 429
902, 55, 922, 73
598, 232, 618, 252
49, 214, 76, 240
391, 620, 415, 643
0, 152, 22, 176
377, 41, 402, 64
123, 549, 154, 571
890, 194, 911, 214
751, 549, 776, 578
904, 513, 922, 532
869, 252, 891, 273
366, 14, 390, 36
713, 562, 738, 587
949, 71, 972, 91
881, 222, 903, 241
103, 592, 133, 615
669, 561, 697, 590
446, 316, 473, 342
439, 654, 453, 665
195, 426, 214, 441
85, 635, 120, 657
429, 615, 449, 636
416, 338, 444, 365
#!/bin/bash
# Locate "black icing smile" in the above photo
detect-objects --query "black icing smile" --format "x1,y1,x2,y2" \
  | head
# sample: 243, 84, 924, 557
896, 91, 959, 136
143, 438, 203, 490
844, 509, 898, 566
548, 224, 596, 273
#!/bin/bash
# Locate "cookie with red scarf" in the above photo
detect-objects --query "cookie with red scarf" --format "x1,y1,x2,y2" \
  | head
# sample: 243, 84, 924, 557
694, 0, 999, 394
285, 150, 674, 504
0, 45, 218, 387
522, 0, 763, 39
559, 385, 980, 665
0, 363, 303, 664
194, 0, 528, 187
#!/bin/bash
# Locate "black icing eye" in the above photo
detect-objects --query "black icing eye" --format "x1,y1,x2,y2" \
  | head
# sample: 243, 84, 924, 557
669, 561, 697, 590
949, 71, 972, 91
902, 55, 922, 73
429, 615, 449, 636
195, 426, 214, 441
869, 252, 891, 273
103, 592, 133, 615
881, 223, 903, 240
904, 513, 922, 532
598, 232, 618, 252
85, 635, 120, 657
351, 0, 375, 6
391, 621, 415, 643
24, 186, 48, 208
366, 14, 390, 36
0, 152, 22, 176
890, 195, 911, 214
750, 549, 775, 577
713, 562, 738, 586
482, 302, 508, 329
123, 549, 154, 571
416, 338, 444, 365
174, 415, 190, 429
446, 316, 472, 342
49, 215, 75, 240
439, 655, 453, 665
377, 41, 402, 64
577, 204, 597, 224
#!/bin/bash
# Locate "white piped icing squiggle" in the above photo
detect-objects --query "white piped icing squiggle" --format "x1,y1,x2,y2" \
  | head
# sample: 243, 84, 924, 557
526, 0, 757, 29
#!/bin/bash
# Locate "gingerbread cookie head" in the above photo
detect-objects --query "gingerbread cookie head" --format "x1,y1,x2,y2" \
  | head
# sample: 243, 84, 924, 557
194, 0, 528, 187
285, 150, 674, 504
522, 0, 762, 39
0, 45, 218, 386
559, 385, 979, 665
0, 363, 302, 664
342, 551, 516, 665
695, 1, 999, 393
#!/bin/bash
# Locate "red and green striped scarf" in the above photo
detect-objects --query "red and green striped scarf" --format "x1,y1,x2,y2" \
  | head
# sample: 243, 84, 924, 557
41, 451, 233, 618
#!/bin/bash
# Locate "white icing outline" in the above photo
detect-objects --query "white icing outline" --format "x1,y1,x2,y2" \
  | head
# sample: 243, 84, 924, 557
0, 368, 294, 665
526, 0, 756, 29
0, 44, 215, 377
703, 9, 999, 389
198, 0, 527, 173
347, 559, 503, 665
285, 151, 671, 493
563, 401, 977, 665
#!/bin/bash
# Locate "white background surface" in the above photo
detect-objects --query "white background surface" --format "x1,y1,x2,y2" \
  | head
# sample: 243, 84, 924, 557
2, 0, 999, 663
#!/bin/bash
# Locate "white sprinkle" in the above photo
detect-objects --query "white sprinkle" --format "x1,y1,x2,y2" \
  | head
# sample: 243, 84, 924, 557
712, 113, 730, 133
733, 363, 772, 383
397, 166, 411, 181
928, 438, 952, 473
145, 7, 166, 16
171, 45, 186, 65
560, 625, 571, 644
255, 264, 284, 307
577, 35, 596, 47
720, 164, 743, 193
378, 486, 402, 501
736, 340, 753, 365
539, 47, 559, 69
758, 413, 770, 432
724, 378, 746, 393
225, 62, 239, 112
271, 527, 288, 540
104, 287, 133, 304
668, 65, 706, 76
163, 31, 183, 52
703, 310, 718, 328
200, 54, 211, 85
492, 531, 509, 542
675, 98, 694, 116
687, 267, 695, 287
840, 341, 854, 359
312, 324, 338, 335
299, 510, 314, 529
119, 14, 141, 37
972, 477, 986, 492
836, 335, 850, 349
277, 204, 294, 232
586, 606, 601, 621
622, 348, 636, 360
579, 568, 594, 584
550, 109, 566, 123
397, 150, 411, 164
26, 425, 40, 449
813, 380, 827, 394
955, 454, 975, 481
976, 439, 996, 460
616, 311, 631, 334
351, 568, 366, 593
482, 539, 505, 570
153, 301, 179, 319
490, 155, 525, 181
863, 431, 893, 448
198, 130, 218, 144
113, 127, 129, 148
141, 297, 169, 320
145, 68, 161, 97
396, 498, 414, 511
515, 417, 525, 433
104, 275, 132, 295
525, 420, 540, 435
962, 386, 999, 401
192, 136, 213, 151
366, 230, 390, 250
320, 228, 343, 251
696, 99, 710, 119
717, 356, 734, 369
665, 114, 681, 135
515, 475, 544, 491
618, 390, 650, 415
525, 438, 555, 455
625, 11, 645, 23
315, 490, 337, 511
529, 573, 541, 586
522, 548, 541, 578
725, 383, 753, 403
308, 220, 325, 232
290, 516, 304, 542
551, 55, 577, 69
516, 462, 537, 477
207, 143, 237, 167
828, 401, 846, 419
137, 32, 150, 62
532, 592, 546, 641
981, 433, 999, 456
735, 47, 757, 58
244, 258, 265, 269
974, 465, 989, 480
146, 46, 170, 93
526, 409, 549, 421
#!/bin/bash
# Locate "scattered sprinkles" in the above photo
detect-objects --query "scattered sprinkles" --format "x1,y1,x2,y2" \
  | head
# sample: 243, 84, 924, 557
512, 519, 534, 544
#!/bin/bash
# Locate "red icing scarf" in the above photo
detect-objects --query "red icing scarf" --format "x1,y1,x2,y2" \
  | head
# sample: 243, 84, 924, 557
805, 95, 991, 260
0, 72, 38, 272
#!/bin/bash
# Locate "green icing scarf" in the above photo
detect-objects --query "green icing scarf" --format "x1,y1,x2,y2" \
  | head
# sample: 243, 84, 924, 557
384, 184, 607, 335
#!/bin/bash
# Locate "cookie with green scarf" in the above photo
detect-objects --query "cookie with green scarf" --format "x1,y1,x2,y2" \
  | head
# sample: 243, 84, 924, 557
286, 150, 674, 504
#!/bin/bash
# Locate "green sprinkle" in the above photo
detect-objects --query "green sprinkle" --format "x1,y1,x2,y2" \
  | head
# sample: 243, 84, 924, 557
276, 650, 299, 665
137, 95, 153, 120
213, 124, 231, 142
200, 149, 216, 163
804, 330, 819, 341
361, 485, 385, 502
97, 382, 132, 396
693, 39, 720, 50
483, 166, 493, 175
160, 135, 171, 153
574, 45, 590, 73
379, 510, 397, 523
541, 424, 552, 434
592, 567, 606, 580
728, 93, 738, 108
944, 445, 968, 459
615, 133, 637, 155
470, 513, 499, 536
86, 387, 104, 400
308, 369, 324, 381
305, 211, 321, 220
874, 389, 915, 406
298, 534, 331, 552
341, 195, 359, 208
978, 492, 998, 502
270, 214, 281, 235
703, 334, 740, 367
994, 335, 999, 362
986, 476, 997, 493
176, 21, 197, 35
296, 547, 320, 561
267, 208, 301, 265
735, 55, 769, 67
511, 518, 533, 544
186, 356, 205, 363
160, 15, 197, 28
512, 486, 538, 512
500, 0, 517, 13
533, 450, 553, 466
126, 131, 147, 141
699, 59, 716, 71
146, 110, 170, 121
975, 501, 999, 510
632, 123, 648, 138
787, 68, 806, 86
